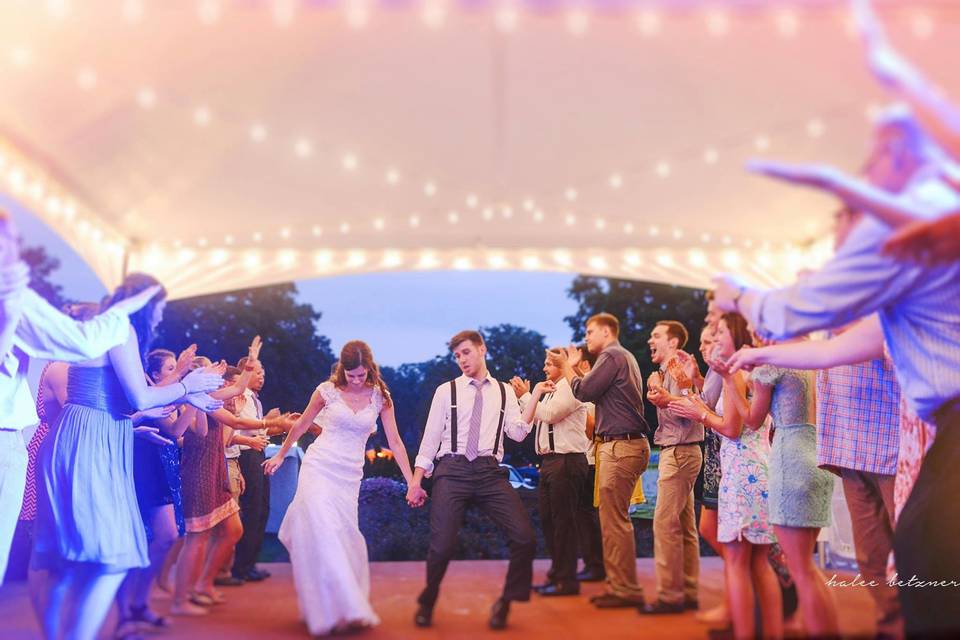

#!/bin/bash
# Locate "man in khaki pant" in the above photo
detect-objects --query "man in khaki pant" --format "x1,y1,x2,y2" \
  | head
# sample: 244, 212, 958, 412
551, 313, 651, 608
644, 320, 704, 614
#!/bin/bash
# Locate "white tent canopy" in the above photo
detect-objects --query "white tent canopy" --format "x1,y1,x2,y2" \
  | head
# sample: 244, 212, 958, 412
1, 0, 956, 299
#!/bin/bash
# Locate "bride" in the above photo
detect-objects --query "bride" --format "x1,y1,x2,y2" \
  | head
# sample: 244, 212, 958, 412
263, 340, 425, 636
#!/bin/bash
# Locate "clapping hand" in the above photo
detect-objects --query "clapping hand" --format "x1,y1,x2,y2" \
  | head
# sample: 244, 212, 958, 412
182, 368, 223, 394
668, 396, 708, 422
133, 425, 175, 446
509, 376, 530, 399
247, 335, 262, 363
674, 351, 701, 382
532, 380, 557, 397
247, 434, 270, 452
406, 485, 428, 508
174, 344, 198, 378
185, 392, 223, 412
201, 359, 228, 377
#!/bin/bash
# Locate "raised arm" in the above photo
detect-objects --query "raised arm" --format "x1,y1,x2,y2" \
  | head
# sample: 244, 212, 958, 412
262, 387, 326, 475
567, 350, 617, 403
212, 336, 261, 401
503, 386, 533, 443
853, 0, 960, 162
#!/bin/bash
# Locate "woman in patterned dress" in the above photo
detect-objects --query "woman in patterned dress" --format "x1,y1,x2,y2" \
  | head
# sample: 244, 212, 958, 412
672, 313, 781, 640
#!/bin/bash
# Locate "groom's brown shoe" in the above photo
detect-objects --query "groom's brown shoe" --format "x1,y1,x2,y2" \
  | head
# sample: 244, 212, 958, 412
414, 605, 433, 628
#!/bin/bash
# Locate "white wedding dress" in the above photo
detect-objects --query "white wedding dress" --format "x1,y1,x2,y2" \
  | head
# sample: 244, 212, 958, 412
278, 381, 382, 635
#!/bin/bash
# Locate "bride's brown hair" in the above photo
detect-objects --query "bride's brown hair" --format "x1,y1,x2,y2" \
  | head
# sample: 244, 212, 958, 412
330, 340, 392, 408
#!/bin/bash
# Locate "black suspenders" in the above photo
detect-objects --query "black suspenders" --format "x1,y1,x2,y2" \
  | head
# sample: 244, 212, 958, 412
448, 379, 507, 456
449, 380, 458, 453
534, 393, 556, 454
492, 381, 506, 456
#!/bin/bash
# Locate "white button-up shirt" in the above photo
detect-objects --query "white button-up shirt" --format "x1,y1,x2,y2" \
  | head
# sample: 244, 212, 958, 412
415, 373, 532, 475
518, 378, 592, 456
1, 289, 130, 431
233, 387, 264, 451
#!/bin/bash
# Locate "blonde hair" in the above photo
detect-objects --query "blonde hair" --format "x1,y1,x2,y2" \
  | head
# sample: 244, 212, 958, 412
329, 340, 392, 408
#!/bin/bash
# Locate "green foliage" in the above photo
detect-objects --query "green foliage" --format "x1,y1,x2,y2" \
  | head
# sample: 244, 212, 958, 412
154, 283, 336, 430
564, 276, 709, 427
20, 244, 70, 308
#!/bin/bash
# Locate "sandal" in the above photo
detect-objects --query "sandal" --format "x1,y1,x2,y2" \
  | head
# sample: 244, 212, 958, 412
113, 618, 144, 640
128, 604, 171, 629
189, 592, 215, 607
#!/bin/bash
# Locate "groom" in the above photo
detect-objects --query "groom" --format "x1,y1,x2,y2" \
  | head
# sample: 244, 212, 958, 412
407, 330, 536, 630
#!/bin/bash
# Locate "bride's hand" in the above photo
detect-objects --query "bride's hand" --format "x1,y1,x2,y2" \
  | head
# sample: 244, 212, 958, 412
406, 485, 427, 508
262, 454, 283, 476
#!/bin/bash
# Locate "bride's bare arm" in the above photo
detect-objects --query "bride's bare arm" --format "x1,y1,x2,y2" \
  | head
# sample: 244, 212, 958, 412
380, 404, 414, 485
263, 388, 325, 475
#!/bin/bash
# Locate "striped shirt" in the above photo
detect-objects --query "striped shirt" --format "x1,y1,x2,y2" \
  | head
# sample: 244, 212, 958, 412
816, 359, 900, 476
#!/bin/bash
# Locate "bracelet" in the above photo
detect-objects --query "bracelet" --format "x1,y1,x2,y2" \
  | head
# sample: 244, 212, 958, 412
179, 381, 188, 397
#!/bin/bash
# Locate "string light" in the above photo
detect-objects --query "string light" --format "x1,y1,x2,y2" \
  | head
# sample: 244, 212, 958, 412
423, 181, 437, 197
466, 194, 479, 209
385, 168, 400, 185
564, 187, 578, 202
193, 106, 212, 127
775, 10, 799, 38
421, 0, 447, 30
77, 68, 97, 91
341, 153, 358, 170
705, 9, 730, 37
608, 173, 623, 189
636, 9, 662, 37
565, 9, 589, 36
197, 0, 221, 25
249, 123, 268, 142
136, 87, 156, 109
655, 161, 671, 178
495, 4, 519, 34
294, 139, 313, 158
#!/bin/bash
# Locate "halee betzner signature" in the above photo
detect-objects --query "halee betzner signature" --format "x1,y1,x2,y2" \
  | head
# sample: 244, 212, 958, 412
826, 573, 960, 589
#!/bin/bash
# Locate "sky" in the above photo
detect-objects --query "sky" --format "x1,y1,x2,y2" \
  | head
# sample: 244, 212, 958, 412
8, 200, 579, 367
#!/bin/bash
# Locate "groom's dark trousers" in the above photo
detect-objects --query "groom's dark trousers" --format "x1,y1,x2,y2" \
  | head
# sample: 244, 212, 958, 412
418, 455, 535, 608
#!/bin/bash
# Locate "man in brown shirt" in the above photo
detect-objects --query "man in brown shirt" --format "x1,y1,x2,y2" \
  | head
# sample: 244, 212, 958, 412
550, 313, 650, 608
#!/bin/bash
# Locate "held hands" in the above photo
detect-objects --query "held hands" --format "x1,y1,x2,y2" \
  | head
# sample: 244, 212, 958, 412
509, 376, 531, 399
185, 392, 223, 412
182, 368, 223, 394
406, 484, 428, 508
133, 425, 175, 446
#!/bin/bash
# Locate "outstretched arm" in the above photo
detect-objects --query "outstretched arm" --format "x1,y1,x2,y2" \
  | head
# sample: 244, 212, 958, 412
262, 388, 325, 475
110, 328, 223, 411
727, 315, 884, 373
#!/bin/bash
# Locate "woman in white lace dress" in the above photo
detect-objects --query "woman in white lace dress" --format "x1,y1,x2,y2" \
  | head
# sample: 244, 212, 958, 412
263, 341, 421, 636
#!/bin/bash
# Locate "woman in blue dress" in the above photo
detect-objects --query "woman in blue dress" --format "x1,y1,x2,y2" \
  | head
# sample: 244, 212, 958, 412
32, 274, 224, 640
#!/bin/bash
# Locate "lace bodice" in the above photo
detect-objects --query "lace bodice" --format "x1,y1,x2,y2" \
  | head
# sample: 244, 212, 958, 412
750, 365, 815, 427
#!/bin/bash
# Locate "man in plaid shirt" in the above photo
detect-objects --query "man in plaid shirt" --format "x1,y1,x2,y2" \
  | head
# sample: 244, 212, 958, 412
817, 356, 901, 639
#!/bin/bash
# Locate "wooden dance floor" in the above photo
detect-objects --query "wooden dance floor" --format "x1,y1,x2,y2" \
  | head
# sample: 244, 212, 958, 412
0, 558, 877, 639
